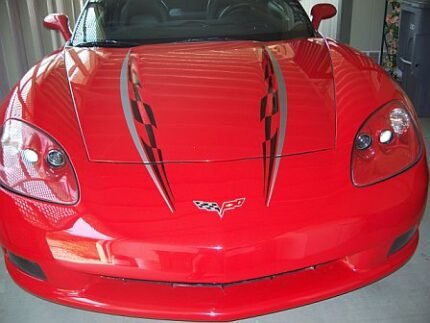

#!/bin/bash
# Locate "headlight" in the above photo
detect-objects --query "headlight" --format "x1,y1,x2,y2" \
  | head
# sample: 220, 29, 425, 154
351, 101, 422, 186
0, 119, 79, 204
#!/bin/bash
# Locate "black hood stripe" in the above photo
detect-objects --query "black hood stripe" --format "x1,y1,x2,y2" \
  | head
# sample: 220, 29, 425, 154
120, 51, 175, 213
261, 47, 288, 207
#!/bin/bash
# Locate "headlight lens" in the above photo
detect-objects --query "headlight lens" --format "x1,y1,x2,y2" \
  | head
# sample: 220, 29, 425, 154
351, 101, 422, 186
0, 119, 79, 204
390, 108, 411, 135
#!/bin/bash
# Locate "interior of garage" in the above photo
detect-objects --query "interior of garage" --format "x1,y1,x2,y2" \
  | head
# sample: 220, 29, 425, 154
0, 0, 429, 322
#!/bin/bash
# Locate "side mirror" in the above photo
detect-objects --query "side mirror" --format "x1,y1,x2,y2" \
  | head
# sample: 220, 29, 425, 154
310, 4, 337, 31
43, 14, 72, 41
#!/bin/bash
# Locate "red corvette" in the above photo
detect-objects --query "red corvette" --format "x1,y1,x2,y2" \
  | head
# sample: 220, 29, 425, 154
0, 0, 428, 321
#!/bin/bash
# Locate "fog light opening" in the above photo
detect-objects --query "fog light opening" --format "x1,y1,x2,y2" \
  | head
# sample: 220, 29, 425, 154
388, 228, 417, 256
7, 252, 46, 281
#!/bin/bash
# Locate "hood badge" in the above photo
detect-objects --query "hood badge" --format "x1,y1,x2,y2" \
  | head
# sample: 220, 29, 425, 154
193, 198, 246, 218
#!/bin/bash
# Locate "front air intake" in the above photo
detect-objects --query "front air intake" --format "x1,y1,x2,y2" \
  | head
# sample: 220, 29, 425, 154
8, 252, 46, 281
389, 228, 417, 256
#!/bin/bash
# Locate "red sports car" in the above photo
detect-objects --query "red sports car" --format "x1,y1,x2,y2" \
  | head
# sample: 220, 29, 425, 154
0, 0, 428, 321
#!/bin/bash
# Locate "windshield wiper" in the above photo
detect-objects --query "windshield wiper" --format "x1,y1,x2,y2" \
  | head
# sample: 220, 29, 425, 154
177, 21, 211, 28
180, 36, 238, 43
73, 40, 141, 48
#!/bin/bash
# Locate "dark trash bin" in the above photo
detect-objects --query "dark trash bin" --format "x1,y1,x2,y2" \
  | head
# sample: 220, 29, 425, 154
398, 0, 430, 117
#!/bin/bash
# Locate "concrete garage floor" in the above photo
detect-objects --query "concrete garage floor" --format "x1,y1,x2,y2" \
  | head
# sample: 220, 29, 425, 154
1, 120, 429, 323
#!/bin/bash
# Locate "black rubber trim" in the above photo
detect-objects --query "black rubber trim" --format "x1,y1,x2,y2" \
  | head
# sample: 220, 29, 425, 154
389, 228, 417, 256
8, 252, 46, 281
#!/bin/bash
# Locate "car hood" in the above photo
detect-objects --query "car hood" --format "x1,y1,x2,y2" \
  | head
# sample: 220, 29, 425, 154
65, 39, 335, 163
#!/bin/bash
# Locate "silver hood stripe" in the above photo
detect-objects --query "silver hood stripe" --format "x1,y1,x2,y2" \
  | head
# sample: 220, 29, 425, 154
120, 51, 175, 213
120, 48, 286, 210
265, 47, 288, 207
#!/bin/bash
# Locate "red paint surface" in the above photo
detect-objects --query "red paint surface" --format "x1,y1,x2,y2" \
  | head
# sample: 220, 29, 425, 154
65, 40, 335, 163
0, 37, 428, 321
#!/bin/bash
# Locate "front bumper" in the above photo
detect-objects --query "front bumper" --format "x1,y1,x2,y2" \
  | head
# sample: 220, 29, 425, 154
3, 231, 419, 321
0, 151, 428, 321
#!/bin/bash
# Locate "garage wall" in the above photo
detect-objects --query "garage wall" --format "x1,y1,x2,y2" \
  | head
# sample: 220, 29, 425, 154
0, 0, 84, 101
349, 0, 386, 52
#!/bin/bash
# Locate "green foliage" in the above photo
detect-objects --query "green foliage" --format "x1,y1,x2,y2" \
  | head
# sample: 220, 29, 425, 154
383, 0, 401, 73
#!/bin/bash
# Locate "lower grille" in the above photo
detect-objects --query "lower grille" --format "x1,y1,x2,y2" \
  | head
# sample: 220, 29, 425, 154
102, 264, 320, 289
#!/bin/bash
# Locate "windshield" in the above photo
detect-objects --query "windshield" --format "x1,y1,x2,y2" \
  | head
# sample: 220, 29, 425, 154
72, 0, 314, 47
